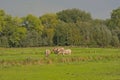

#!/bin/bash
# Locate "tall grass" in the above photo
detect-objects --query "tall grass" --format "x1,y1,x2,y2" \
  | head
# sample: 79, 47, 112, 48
0, 47, 120, 66
0, 47, 120, 80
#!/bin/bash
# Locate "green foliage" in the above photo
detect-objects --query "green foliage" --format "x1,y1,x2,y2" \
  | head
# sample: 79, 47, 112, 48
76, 21, 92, 46
0, 9, 6, 32
106, 7, 120, 46
111, 35, 119, 47
57, 8, 92, 23
0, 7, 120, 47
22, 14, 44, 33
54, 22, 82, 46
9, 27, 27, 47
20, 30, 42, 47
42, 28, 54, 46
92, 20, 112, 47
111, 7, 120, 28
40, 13, 59, 46
0, 36, 9, 47
40, 13, 58, 28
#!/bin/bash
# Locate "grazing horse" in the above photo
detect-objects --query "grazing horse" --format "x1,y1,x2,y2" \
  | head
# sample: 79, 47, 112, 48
52, 47, 64, 54
45, 49, 51, 57
63, 49, 71, 55
52, 47, 59, 54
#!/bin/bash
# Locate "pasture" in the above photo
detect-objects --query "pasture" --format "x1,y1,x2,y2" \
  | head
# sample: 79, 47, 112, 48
0, 47, 120, 80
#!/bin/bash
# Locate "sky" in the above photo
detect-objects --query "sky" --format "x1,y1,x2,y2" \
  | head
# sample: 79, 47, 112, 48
0, 0, 120, 19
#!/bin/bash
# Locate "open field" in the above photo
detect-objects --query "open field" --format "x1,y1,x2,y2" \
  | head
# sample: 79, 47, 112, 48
0, 47, 120, 80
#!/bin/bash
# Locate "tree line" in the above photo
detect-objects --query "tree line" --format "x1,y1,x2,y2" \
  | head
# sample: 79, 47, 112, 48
0, 7, 120, 47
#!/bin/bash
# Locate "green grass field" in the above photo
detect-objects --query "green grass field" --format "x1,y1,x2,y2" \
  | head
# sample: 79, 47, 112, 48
0, 47, 120, 80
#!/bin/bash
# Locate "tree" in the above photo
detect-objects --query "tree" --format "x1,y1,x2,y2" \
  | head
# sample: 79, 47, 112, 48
76, 21, 93, 46
111, 7, 120, 29
40, 13, 58, 28
40, 13, 58, 45
20, 30, 42, 47
54, 21, 81, 46
54, 21, 68, 46
111, 35, 119, 47
66, 23, 81, 46
0, 9, 6, 33
0, 8, 120, 47
20, 14, 44, 47
0, 15, 27, 47
92, 20, 112, 47
0, 36, 9, 47
22, 14, 44, 33
57, 8, 92, 23
106, 7, 120, 46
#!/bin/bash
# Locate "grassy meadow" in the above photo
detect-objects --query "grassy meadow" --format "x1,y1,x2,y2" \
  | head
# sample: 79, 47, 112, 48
0, 47, 120, 80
